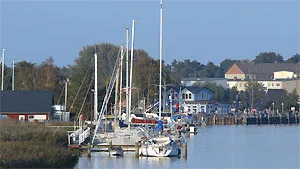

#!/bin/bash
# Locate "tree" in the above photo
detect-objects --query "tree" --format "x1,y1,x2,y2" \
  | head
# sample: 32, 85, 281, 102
253, 52, 284, 64
68, 43, 120, 119
286, 54, 300, 63
245, 81, 265, 109
280, 89, 299, 115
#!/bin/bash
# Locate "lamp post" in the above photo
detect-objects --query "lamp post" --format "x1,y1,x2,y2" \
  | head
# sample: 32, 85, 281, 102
272, 102, 275, 116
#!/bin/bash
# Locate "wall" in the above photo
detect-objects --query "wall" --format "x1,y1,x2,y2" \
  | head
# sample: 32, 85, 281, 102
3, 113, 49, 122
225, 74, 245, 80
274, 71, 296, 79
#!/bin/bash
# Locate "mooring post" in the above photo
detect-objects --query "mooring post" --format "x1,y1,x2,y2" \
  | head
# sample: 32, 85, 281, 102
87, 143, 91, 158
108, 141, 112, 156
135, 142, 140, 158
182, 143, 187, 160
213, 115, 216, 125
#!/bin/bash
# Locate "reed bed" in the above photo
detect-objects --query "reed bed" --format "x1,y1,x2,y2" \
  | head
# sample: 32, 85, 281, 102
0, 120, 80, 168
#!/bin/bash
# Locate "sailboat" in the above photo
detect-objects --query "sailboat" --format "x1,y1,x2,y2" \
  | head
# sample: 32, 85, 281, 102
139, 0, 180, 157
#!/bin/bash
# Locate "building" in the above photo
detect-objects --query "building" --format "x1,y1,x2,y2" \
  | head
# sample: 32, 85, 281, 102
52, 105, 70, 122
0, 91, 53, 122
225, 63, 300, 80
181, 78, 228, 88
166, 86, 231, 114
225, 63, 300, 94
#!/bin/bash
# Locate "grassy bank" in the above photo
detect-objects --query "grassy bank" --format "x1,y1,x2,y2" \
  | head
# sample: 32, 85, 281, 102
0, 120, 80, 168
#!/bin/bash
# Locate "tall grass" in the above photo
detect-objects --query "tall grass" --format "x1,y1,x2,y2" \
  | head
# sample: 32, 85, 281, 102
0, 120, 80, 168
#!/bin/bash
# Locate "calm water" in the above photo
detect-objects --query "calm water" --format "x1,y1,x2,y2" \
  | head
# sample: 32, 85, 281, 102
75, 125, 300, 169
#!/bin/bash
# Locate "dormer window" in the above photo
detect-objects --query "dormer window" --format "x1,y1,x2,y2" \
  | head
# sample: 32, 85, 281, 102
189, 94, 192, 99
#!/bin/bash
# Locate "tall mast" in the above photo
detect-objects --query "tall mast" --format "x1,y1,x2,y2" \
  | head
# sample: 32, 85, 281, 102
129, 19, 135, 119
159, 0, 163, 120
1, 49, 5, 91
126, 28, 129, 123
64, 79, 68, 121
12, 59, 15, 91
119, 46, 124, 120
94, 53, 98, 121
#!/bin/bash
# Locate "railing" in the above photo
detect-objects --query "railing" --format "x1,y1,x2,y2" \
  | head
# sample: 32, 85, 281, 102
79, 127, 90, 145
68, 127, 90, 145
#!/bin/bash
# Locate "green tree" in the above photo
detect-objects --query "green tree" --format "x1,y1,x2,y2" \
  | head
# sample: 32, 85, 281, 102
245, 81, 265, 109
285, 54, 300, 63
280, 89, 299, 115
253, 52, 284, 64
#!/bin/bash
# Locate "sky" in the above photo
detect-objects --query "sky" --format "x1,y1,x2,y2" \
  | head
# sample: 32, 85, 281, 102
0, 0, 299, 67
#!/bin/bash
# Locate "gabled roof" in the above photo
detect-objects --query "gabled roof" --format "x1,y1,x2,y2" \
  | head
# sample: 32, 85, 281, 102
166, 86, 181, 93
183, 86, 214, 94
166, 86, 215, 94
228, 63, 300, 75
0, 91, 53, 113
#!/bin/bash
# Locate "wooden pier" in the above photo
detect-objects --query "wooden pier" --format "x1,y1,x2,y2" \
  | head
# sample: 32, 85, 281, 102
196, 113, 300, 126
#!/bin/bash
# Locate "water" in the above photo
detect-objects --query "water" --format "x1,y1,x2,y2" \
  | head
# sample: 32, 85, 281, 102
75, 125, 300, 169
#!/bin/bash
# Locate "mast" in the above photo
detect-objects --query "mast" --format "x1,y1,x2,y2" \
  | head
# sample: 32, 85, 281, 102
119, 46, 124, 120
94, 53, 98, 121
159, 0, 163, 120
64, 79, 68, 121
114, 48, 121, 133
12, 59, 15, 91
1, 49, 5, 91
126, 28, 129, 123
129, 19, 135, 120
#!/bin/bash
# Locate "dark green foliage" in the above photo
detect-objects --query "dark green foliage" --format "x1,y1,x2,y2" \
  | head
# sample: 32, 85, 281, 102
280, 89, 299, 114
245, 81, 265, 109
285, 54, 300, 63
253, 52, 284, 64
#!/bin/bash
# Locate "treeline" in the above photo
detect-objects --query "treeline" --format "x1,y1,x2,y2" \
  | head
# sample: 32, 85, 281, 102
169, 52, 300, 84
1, 43, 299, 118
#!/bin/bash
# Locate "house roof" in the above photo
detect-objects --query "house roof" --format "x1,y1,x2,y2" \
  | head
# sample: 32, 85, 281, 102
184, 100, 231, 104
166, 86, 214, 94
0, 91, 53, 113
233, 63, 300, 75
183, 86, 214, 94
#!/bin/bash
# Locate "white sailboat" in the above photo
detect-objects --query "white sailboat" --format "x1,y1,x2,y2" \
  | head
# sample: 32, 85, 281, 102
139, 0, 180, 157
139, 136, 179, 157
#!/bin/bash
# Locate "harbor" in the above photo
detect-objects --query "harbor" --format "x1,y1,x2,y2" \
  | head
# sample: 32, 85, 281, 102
1, 0, 300, 168
74, 125, 300, 169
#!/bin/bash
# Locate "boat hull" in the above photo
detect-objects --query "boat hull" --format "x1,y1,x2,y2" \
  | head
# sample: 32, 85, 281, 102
139, 137, 179, 157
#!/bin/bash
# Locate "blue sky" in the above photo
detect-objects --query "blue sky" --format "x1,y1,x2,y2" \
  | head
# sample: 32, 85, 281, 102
1, 0, 299, 67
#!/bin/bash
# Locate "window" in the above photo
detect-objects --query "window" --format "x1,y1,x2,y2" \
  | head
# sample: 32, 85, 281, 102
182, 94, 185, 99
193, 106, 197, 108
186, 94, 188, 99
277, 83, 280, 87
189, 93, 192, 99
29, 115, 34, 119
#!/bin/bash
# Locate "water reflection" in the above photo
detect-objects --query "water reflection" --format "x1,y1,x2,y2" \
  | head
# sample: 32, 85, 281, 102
75, 152, 185, 169
75, 126, 300, 169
